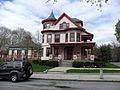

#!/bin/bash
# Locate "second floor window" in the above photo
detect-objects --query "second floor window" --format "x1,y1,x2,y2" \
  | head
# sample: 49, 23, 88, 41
47, 34, 52, 43
42, 35, 44, 43
65, 33, 68, 42
70, 32, 75, 42
77, 33, 80, 42
59, 22, 69, 29
55, 34, 60, 42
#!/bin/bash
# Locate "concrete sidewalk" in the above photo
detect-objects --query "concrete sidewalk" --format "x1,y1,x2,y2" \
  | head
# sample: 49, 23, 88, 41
31, 67, 120, 82
31, 73, 120, 82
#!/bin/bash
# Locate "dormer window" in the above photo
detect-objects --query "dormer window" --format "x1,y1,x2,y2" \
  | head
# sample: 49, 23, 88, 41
59, 22, 69, 29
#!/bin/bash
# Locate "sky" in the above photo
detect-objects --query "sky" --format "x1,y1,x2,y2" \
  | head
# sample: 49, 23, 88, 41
0, 0, 120, 45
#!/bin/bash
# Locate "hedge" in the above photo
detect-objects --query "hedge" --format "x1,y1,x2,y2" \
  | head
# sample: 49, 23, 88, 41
72, 61, 105, 68
32, 60, 59, 67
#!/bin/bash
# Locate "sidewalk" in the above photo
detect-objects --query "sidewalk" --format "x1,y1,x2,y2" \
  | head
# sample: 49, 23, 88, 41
31, 67, 120, 82
31, 73, 120, 82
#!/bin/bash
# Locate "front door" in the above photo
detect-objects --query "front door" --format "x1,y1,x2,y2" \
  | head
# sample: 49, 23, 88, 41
64, 47, 73, 60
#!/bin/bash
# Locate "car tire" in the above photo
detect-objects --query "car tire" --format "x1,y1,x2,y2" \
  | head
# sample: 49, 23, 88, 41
11, 74, 18, 82
27, 66, 33, 75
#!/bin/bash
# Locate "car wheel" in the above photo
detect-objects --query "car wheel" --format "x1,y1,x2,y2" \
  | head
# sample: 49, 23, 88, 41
11, 74, 18, 82
27, 66, 33, 75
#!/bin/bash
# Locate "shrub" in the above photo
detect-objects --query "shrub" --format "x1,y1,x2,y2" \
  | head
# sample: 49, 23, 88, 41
45, 60, 59, 67
39, 60, 48, 66
32, 60, 40, 64
72, 61, 106, 68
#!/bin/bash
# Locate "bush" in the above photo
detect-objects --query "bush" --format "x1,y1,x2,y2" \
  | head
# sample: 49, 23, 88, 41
45, 60, 59, 67
32, 60, 40, 64
39, 60, 48, 66
72, 61, 105, 68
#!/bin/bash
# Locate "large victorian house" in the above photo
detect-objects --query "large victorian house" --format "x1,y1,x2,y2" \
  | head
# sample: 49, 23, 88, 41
41, 11, 95, 61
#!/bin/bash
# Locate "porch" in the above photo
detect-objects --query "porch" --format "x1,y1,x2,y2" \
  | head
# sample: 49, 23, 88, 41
49, 42, 95, 61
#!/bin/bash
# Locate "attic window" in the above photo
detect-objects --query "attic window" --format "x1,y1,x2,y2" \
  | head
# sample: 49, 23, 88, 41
59, 22, 69, 29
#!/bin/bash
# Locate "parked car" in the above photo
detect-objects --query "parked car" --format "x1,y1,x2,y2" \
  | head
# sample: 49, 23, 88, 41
0, 61, 33, 82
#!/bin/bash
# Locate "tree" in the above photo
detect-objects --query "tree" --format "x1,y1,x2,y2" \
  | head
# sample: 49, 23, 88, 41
98, 44, 112, 62
0, 26, 12, 49
115, 20, 120, 43
111, 42, 120, 62
11, 28, 32, 45
47, 0, 109, 9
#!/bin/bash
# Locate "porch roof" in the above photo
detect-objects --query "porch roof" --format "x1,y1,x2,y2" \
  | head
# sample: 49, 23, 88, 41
50, 42, 95, 47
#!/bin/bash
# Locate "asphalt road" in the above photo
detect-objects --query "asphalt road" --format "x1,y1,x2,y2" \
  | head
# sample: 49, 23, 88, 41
0, 79, 120, 90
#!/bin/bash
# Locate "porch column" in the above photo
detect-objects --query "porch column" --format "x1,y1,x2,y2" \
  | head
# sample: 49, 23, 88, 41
73, 46, 77, 55
91, 46, 94, 55
75, 32, 77, 42
51, 46, 54, 55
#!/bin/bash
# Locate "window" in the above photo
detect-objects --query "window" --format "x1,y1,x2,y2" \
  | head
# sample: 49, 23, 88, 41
47, 34, 52, 43
59, 22, 69, 29
43, 24, 50, 29
65, 33, 68, 42
54, 47, 59, 56
42, 35, 44, 43
70, 32, 75, 42
46, 48, 51, 57
41, 48, 43, 57
55, 34, 60, 42
17, 50, 21, 58
77, 33, 80, 42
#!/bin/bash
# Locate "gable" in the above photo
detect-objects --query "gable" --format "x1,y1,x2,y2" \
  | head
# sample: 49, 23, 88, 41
53, 13, 81, 30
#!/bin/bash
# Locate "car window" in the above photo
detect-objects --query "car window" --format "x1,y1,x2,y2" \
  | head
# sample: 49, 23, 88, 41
6, 62, 14, 68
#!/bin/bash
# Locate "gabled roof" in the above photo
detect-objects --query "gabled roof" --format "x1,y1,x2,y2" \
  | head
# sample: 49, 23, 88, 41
54, 13, 82, 29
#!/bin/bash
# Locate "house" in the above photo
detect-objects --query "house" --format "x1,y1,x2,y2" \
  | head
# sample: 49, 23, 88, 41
8, 37, 41, 60
8, 45, 41, 60
41, 11, 95, 61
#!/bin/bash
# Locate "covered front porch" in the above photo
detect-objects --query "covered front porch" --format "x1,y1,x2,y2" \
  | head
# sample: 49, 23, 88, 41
49, 42, 95, 61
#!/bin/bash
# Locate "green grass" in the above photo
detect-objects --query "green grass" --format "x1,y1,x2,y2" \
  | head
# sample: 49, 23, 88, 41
104, 63, 120, 68
67, 69, 120, 73
0, 60, 5, 65
0, 60, 53, 72
32, 63, 54, 72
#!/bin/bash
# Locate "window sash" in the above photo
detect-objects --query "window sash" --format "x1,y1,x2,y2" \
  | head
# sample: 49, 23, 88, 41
70, 33, 75, 42
55, 34, 60, 42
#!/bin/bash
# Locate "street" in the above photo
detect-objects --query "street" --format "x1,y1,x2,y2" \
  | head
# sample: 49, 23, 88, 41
0, 79, 120, 90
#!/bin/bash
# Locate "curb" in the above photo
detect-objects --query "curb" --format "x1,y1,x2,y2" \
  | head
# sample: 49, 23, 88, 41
30, 78, 120, 82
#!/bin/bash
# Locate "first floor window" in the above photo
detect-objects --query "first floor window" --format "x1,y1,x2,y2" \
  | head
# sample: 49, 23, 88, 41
55, 34, 60, 42
41, 48, 43, 57
46, 48, 51, 57
54, 47, 59, 56
70, 32, 75, 42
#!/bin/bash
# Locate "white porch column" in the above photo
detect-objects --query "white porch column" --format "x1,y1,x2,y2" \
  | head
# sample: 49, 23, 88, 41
68, 32, 70, 42
75, 32, 77, 42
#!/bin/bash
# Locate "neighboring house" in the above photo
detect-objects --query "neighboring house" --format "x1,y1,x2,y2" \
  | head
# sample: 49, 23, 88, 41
8, 46, 40, 60
41, 11, 95, 61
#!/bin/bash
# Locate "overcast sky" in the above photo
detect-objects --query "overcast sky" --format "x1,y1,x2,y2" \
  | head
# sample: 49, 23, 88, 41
0, 0, 120, 45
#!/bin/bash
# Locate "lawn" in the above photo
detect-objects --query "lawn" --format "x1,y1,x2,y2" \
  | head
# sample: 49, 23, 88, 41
0, 60, 54, 72
67, 69, 120, 73
32, 63, 54, 72
104, 63, 120, 68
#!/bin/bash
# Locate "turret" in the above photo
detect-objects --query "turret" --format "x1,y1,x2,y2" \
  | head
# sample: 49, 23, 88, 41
42, 11, 56, 29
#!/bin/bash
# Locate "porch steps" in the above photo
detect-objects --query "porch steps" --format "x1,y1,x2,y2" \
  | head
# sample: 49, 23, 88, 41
59, 60, 73, 67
